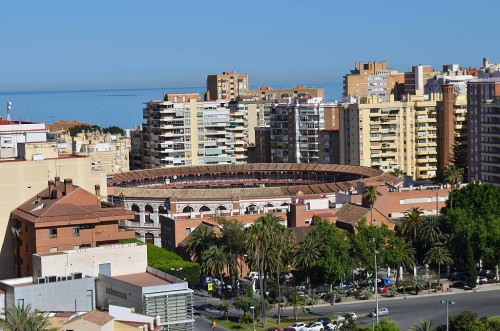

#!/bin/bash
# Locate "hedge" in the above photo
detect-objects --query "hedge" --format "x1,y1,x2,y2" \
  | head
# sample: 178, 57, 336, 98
121, 239, 200, 288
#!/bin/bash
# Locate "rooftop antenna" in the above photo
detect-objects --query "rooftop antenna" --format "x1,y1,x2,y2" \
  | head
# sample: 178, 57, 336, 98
6, 101, 12, 121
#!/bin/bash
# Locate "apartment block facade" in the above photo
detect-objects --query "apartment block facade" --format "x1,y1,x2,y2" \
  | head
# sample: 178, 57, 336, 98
340, 93, 440, 180
343, 61, 404, 102
318, 129, 340, 164
271, 97, 329, 163
467, 78, 500, 185
206, 71, 248, 101
142, 94, 238, 168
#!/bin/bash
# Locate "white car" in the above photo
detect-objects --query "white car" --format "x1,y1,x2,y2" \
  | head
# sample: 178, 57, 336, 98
369, 307, 389, 317
337, 312, 357, 322
325, 323, 338, 330
305, 322, 325, 331
288, 322, 307, 331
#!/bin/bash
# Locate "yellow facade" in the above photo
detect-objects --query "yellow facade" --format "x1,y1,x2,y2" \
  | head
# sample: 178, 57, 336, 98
340, 92, 441, 180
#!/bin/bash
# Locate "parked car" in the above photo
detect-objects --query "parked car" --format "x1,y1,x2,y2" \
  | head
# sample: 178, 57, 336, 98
378, 285, 391, 293
325, 323, 338, 330
477, 276, 488, 284
288, 322, 306, 331
334, 282, 354, 290
369, 308, 389, 317
336, 312, 357, 322
305, 321, 325, 331
315, 317, 331, 326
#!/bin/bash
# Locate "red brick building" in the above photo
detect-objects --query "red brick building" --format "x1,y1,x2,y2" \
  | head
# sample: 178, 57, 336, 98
10, 178, 135, 277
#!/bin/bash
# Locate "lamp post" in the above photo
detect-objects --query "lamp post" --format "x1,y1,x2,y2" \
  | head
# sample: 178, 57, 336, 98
250, 306, 256, 331
374, 250, 379, 324
440, 300, 455, 331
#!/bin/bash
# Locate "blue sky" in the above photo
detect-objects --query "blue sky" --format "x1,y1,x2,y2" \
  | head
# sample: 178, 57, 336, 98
1, 0, 499, 91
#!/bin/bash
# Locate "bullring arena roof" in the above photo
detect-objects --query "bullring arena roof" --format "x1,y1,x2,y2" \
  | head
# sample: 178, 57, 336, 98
110, 164, 402, 200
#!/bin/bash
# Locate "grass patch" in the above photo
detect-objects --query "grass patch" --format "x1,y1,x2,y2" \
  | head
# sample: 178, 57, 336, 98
489, 316, 500, 322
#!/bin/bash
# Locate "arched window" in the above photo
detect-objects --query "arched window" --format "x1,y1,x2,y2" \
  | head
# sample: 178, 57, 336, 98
246, 204, 257, 214
216, 206, 227, 211
183, 206, 194, 213
265, 203, 274, 208
131, 205, 140, 222
145, 205, 154, 223
199, 206, 211, 212
135, 232, 142, 240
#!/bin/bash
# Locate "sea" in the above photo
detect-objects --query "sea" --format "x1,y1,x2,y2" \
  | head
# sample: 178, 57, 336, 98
0, 83, 343, 129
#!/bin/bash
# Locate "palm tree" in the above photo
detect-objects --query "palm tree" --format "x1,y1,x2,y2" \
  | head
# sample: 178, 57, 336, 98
286, 291, 305, 321
362, 185, 382, 223
0, 304, 57, 331
424, 243, 453, 286
391, 238, 415, 287
444, 165, 464, 209
293, 234, 322, 290
185, 225, 216, 263
418, 216, 442, 247
400, 207, 423, 243
391, 168, 405, 178
409, 320, 433, 331
202, 245, 229, 281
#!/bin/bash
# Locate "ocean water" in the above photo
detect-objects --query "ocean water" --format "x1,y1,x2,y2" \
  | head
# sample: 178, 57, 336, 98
0, 83, 342, 129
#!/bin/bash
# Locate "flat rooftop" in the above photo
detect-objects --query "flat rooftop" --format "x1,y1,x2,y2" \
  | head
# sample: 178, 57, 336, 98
111, 272, 171, 287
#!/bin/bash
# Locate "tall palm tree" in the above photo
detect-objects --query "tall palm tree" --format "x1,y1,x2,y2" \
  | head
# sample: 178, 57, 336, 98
0, 304, 57, 331
424, 243, 453, 286
185, 225, 216, 263
286, 291, 305, 321
294, 234, 322, 290
362, 185, 382, 223
409, 320, 433, 331
391, 168, 405, 178
418, 216, 443, 247
391, 238, 416, 287
400, 207, 424, 243
202, 245, 229, 281
444, 165, 464, 209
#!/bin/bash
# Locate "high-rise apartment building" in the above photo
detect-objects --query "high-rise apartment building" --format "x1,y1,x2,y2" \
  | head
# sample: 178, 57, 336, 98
467, 78, 500, 185
254, 127, 272, 163
343, 61, 404, 102
206, 71, 248, 101
271, 97, 332, 163
340, 93, 440, 180
142, 93, 237, 168
318, 129, 340, 164
404, 65, 439, 95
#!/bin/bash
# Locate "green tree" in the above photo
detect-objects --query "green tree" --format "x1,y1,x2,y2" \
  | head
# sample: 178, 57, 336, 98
219, 299, 230, 321
285, 291, 305, 321
409, 320, 432, 331
374, 319, 400, 331
185, 226, 217, 265
219, 218, 246, 290
202, 245, 229, 281
0, 304, 57, 331
444, 165, 464, 209
390, 168, 406, 178
423, 243, 453, 286
69, 124, 101, 136
418, 216, 443, 247
400, 207, 424, 243
463, 237, 477, 288
448, 311, 478, 331
294, 234, 322, 289
362, 185, 382, 223
412, 275, 426, 295
388, 236, 415, 287
102, 125, 125, 135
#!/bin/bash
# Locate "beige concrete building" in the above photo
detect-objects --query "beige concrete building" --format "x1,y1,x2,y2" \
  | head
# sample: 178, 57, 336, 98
72, 132, 130, 173
142, 93, 237, 168
343, 61, 405, 102
206, 71, 248, 101
0, 155, 106, 279
340, 92, 441, 180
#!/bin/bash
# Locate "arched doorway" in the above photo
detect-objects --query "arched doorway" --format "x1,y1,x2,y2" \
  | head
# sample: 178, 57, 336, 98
145, 233, 154, 244
131, 204, 140, 222
145, 205, 154, 223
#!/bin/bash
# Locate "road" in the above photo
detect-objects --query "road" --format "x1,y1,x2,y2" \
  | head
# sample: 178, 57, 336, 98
193, 288, 500, 330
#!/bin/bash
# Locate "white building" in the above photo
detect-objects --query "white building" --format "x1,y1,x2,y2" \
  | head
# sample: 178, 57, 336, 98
0, 117, 48, 159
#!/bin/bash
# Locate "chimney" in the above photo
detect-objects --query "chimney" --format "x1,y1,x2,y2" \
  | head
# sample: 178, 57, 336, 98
48, 180, 55, 199
54, 176, 60, 183
95, 184, 101, 197
64, 179, 73, 195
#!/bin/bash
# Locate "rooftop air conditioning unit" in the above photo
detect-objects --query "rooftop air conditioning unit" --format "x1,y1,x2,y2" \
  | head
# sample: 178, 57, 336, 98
72, 272, 83, 279
35, 277, 46, 284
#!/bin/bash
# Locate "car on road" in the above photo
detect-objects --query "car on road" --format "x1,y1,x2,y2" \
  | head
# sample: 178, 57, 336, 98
369, 307, 389, 317
288, 322, 306, 331
304, 322, 325, 331
315, 317, 331, 326
336, 312, 357, 322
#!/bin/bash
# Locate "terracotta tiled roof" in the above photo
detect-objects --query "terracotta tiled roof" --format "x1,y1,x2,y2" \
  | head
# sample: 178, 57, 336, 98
334, 203, 371, 225
12, 180, 134, 225
65, 310, 114, 327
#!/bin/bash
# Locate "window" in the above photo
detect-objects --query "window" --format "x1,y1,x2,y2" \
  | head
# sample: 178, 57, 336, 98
49, 228, 57, 238
73, 227, 80, 237
49, 247, 58, 253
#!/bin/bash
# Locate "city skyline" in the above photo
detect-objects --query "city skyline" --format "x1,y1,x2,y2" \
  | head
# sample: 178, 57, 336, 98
2, 0, 499, 91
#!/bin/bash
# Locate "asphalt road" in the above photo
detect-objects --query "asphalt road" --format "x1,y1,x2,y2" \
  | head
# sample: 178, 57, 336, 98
193, 288, 500, 330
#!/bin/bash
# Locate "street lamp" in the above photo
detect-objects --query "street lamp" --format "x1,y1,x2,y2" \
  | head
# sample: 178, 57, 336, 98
250, 306, 256, 331
374, 250, 379, 324
440, 300, 455, 331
